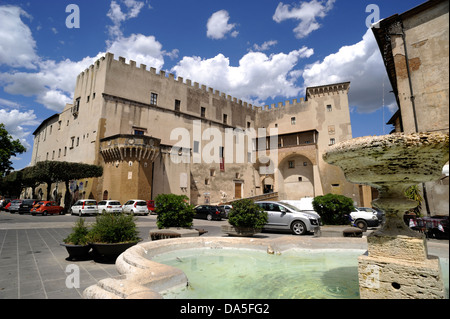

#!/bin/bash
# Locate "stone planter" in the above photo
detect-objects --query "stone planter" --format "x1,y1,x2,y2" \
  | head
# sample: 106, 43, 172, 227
60, 243, 91, 261
89, 241, 141, 260
221, 224, 262, 237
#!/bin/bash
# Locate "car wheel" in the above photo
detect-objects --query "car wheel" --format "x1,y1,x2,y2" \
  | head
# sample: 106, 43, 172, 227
43, 211, 48, 216
355, 219, 368, 232
291, 220, 307, 235
102, 209, 107, 214
206, 214, 213, 221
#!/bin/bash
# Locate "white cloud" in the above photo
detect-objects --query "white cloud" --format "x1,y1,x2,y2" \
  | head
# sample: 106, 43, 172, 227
107, 34, 166, 70
0, 5, 39, 69
302, 28, 396, 113
250, 40, 278, 52
171, 47, 314, 104
0, 54, 103, 112
107, 0, 146, 39
207, 10, 239, 40
273, 0, 335, 39
0, 108, 39, 149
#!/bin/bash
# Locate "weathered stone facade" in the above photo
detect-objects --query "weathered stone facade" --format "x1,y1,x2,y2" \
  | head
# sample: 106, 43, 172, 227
373, 0, 449, 216
30, 52, 360, 206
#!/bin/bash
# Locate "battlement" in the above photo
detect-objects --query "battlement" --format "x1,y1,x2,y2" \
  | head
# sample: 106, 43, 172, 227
76, 52, 349, 114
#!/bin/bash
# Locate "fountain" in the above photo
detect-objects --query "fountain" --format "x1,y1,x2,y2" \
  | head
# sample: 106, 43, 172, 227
323, 132, 449, 299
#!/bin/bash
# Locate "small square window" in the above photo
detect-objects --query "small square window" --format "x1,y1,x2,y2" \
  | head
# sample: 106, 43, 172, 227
288, 160, 295, 169
330, 138, 336, 145
327, 104, 333, 112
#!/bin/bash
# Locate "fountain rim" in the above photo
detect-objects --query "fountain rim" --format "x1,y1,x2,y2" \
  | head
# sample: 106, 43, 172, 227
82, 236, 368, 299
323, 132, 449, 163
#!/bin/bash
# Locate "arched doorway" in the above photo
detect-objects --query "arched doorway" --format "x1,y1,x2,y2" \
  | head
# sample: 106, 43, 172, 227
103, 190, 109, 200
278, 155, 314, 199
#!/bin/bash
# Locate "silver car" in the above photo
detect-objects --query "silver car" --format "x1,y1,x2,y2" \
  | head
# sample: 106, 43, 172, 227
256, 201, 321, 235
70, 199, 98, 216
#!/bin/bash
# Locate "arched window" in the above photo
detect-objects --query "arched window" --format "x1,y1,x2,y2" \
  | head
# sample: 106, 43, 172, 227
103, 190, 109, 200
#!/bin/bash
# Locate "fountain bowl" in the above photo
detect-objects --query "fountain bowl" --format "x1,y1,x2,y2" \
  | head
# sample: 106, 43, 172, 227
323, 132, 449, 188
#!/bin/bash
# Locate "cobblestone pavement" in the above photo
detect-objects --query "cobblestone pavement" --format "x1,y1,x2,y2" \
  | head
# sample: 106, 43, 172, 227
0, 211, 448, 299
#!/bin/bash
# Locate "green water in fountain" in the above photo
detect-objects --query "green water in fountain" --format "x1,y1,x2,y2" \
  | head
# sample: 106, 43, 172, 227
153, 248, 364, 299
152, 248, 449, 299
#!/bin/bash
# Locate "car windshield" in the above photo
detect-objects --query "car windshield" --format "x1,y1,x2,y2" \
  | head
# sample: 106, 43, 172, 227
280, 202, 301, 212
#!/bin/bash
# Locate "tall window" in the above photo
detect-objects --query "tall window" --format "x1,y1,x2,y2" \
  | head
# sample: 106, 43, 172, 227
175, 99, 181, 111
291, 117, 296, 125
327, 104, 333, 112
150, 93, 158, 105
201, 107, 206, 118
223, 114, 228, 124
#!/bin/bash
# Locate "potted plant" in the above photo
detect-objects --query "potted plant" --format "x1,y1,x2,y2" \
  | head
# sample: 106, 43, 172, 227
222, 199, 268, 237
155, 194, 195, 229
61, 218, 91, 260
87, 212, 141, 261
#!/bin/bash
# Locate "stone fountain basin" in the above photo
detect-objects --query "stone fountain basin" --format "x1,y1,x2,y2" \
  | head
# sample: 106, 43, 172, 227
82, 236, 368, 299
323, 133, 449, 186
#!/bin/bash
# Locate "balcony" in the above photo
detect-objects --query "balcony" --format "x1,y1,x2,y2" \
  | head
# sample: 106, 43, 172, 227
99, 134, 160, 162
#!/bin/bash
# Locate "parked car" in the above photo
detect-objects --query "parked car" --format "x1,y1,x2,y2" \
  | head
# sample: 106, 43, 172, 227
31, 201, 64, 215
350, 208, 379, 231
18, 199, 39, 214
70, 199, 98, 216
356, 207, 385, 225
0, 198, 11, 211
122, 200, 149, 215
194, 205, 226, 221
219, 205, 232, 218
147, 200, 155, 214
97, 200, 122, 214
8, 199, 22, 214
256, 201, 321, 235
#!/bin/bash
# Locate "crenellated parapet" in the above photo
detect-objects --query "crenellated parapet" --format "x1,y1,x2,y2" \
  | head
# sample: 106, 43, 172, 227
306, 82, 350, 99
75, 52, 350, 115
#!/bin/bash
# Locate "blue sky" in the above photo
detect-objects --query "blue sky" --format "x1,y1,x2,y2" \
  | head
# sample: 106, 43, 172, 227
0, 0, 425, 171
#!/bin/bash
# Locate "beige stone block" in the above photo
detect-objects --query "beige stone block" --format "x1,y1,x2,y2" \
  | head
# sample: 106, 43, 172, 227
358, 254, 445, 299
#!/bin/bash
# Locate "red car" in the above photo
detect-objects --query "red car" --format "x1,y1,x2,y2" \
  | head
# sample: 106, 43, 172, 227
31, 201, 64, 215
147, 200, 155, 214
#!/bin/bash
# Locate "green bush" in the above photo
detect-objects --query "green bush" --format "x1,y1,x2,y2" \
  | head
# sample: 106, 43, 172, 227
312, 194, 354, 225
63, 218, 89, 246
155, 194, 195, 229
87, 213, 140, 244
228, 199, 268, 228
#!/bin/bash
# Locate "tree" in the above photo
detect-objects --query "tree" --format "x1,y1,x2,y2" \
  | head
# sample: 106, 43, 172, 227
0, 123, 26, 177
312, 194, 355, 225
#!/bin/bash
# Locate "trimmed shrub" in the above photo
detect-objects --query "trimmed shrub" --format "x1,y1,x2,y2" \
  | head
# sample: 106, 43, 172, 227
228, 199, 268, 229
155, 194, 195, 229
87, 213, 140, 244
312, 194, 354, 225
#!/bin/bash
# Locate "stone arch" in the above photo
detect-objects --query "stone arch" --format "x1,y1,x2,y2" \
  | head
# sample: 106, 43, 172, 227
278, 154, 314, 200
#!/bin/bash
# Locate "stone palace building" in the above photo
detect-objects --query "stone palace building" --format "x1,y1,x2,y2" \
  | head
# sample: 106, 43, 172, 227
30, 52, 364, 206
